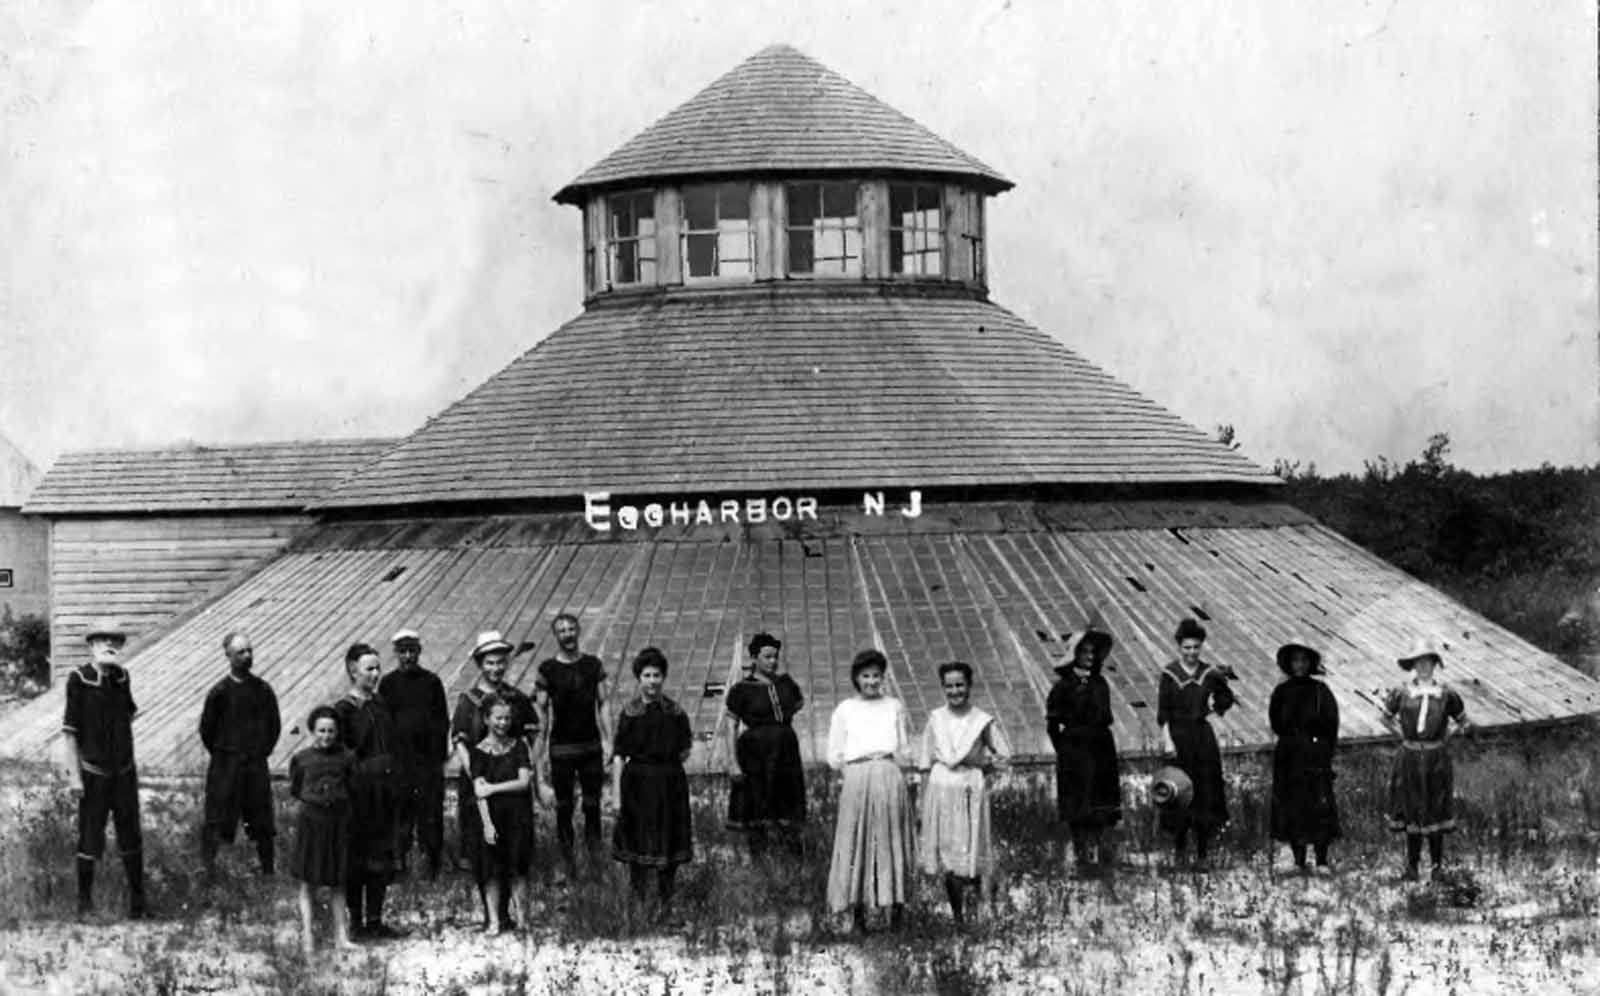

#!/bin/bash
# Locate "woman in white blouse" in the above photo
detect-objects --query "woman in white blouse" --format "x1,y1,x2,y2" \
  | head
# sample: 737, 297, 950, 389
825, 648, 913, 933
916, 661, 1010, 926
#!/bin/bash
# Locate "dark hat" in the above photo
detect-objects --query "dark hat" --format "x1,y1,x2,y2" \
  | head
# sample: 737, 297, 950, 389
1055, 629, 1114, 676
1275, 640, 1325, 676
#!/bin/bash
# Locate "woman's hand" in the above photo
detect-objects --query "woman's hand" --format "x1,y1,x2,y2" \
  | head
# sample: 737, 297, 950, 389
483, 823, 498, 846
473, 776, 492, 799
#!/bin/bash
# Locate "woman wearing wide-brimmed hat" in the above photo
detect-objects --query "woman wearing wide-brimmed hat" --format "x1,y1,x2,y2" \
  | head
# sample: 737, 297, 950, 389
1156, 618, 1235, 870
825, 648, 914, 933
1381, 638, 1470, 881
1268, 640, 1341, 874
1045, 628, 1122, 875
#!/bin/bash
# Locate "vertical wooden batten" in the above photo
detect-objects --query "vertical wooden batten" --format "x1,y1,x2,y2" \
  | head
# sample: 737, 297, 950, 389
753, 182, 779, 282
655, 187, 682, 286
861, 180, 890, 280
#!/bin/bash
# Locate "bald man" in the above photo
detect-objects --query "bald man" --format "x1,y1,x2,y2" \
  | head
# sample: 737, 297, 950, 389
199, 632, 282, 877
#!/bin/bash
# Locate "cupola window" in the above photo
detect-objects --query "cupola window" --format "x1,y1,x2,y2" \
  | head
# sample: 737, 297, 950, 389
606, 191, 657, 286
682, 182, 754, 279
784, 181, 862, 277
889, 183, 944, 277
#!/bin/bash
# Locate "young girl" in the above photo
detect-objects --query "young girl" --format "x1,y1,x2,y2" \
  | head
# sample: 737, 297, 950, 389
288, 705, 357, 953
611, 647, 694, 922
917, 661, 1010, 927
469, 696, 535, 934
1382, 638, 1470, 881
826, 648, 913, 933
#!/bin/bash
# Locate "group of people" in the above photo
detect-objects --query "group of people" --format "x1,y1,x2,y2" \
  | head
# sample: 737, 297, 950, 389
58, 611, 1473, 949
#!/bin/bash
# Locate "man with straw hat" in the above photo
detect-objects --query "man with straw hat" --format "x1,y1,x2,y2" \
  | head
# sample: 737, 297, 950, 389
60, 618, 147, 918
1381, 637, 1471, 882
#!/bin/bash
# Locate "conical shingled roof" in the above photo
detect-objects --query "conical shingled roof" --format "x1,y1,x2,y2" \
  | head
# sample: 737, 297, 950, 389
317, 289, 1275, 508
553, 44, 1011, 204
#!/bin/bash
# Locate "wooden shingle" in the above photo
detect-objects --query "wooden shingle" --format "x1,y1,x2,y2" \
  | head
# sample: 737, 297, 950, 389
554, 44, 1011, 204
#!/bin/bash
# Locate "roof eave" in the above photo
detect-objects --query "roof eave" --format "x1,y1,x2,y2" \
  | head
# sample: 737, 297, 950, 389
553, 166, 1015, 207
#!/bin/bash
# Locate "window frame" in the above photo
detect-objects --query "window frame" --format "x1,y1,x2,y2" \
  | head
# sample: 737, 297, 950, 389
605, 189, 658, 289
679, 182, 756, 283
887, 182, 946, 279
782, 180, 864, 279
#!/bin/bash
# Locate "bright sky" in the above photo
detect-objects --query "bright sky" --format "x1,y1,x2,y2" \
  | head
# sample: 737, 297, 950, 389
1, 0, 1594, 476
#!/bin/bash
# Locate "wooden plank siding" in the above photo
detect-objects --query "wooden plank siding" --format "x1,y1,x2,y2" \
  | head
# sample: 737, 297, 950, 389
47, 515, 311, 676
2, 504, 1594, 777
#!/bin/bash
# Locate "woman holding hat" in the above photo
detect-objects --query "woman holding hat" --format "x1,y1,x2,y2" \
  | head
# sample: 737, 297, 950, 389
450, 630, 538, 923
826, 648, 914, 933
723, 632, 808, 861
917, 661, 1011, 927
611, 647, 694, 920
1382, 638, 1470, 881
1268, 640, 1341, 874
1156, 618, 1235, 870
1046, 628, 1122, 875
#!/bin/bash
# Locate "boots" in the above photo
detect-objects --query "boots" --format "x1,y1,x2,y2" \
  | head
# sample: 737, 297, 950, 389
123, 852, 147, 919
76, 857, 95, 917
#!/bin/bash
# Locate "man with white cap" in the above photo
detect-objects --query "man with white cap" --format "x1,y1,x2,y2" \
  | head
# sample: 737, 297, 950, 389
60, 618, 146, 918
378, 628, 449, 878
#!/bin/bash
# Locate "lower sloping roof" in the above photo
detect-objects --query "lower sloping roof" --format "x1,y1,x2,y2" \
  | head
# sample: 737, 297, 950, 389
2, 501, 1593, 775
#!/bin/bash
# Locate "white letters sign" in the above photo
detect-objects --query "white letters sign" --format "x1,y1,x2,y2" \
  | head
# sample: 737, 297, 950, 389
582, 490, 922, 533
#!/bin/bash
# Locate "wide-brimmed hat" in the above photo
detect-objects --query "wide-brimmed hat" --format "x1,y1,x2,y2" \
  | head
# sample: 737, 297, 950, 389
1397, 637, 1445, 671
471, 630, 514, 660
84, 618, 127, 643
1151, 766, 1194, 809
1275, 640, 1324, 676
391, 628, 421, 646
1056, 629, 1114, 675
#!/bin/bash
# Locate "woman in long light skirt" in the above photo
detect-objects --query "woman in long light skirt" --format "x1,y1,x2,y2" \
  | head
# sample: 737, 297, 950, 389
917, 661, 1011, 926
826, 648, 914, 934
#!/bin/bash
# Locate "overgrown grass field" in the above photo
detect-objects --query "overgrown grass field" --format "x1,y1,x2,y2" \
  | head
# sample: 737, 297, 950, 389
1, 723, 1597, 994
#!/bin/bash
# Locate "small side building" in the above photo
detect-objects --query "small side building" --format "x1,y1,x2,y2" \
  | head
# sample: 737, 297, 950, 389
22, 439, 394, 677
0, 433, 48, 621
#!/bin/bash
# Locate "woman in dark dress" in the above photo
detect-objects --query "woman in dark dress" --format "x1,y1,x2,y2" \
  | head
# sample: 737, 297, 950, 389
1156, 618, 1235, 870
1046, 628, 1122, 875
1268, 640, 1341, 874
611, 647, 694, 920
450, 630, 538, 887
1382, 638, 1470, 881
289, 705, 356, 953
722, 632, 806, 860
468, 696, 535, 934
333, 643, 405, 939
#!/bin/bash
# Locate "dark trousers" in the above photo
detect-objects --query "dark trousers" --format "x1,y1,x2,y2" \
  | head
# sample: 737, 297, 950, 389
394, 761, 445, 871
77, 767, 143, 861
550, 748, 605, 860
202, 754, 275, 871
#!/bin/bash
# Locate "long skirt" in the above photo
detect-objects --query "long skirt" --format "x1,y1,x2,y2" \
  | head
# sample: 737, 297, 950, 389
1270, 737, 1341, 844
727, 725, 808, 830
473, 793, 535, 884
1159, 720, 1228, 835
347, 761, 399, 882
1052, 728, 1123, 829
612, 761, 693, 868
1386, 744, 1455, 834
827, 759, 912, 913
290, 803, 349, 887
918, 763, 993, 888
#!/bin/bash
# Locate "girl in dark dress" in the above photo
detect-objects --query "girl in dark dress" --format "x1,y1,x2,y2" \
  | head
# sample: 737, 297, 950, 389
469, 696, 535, 934
1156, 618, 1235, 870
1268, 640, 1341, 874
289, 705, 356, 953
1382, 638, 1470, 881
722, 632, 806, 860
611, 647, 694, 920
333, 643, 405, 940
450, 630, 538, 893
1046, 629, 1122, 875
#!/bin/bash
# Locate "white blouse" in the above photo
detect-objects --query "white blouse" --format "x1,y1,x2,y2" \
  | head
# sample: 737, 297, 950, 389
826, 696, 910, 770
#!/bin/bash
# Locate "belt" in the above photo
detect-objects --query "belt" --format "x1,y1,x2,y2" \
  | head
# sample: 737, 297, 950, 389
79, 761, 136, 776
1400, 739, 1446, 751
846, 752, 895, 765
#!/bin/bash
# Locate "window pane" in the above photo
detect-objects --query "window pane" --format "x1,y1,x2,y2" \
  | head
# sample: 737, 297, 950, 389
718, 230, 750, 263
719, 256, 752, 277
686, 233, 716, 276
890, 184, 914, 219
925, 249, 942, 276
786, 184, 817, 227
822, 181, 857, 219
615, 241, 637, 284
639, 257, 657, 283
788, 230, 814, 273
683, 186, 717, 230
889, 229, 904, 272
717, 183, 750, 220
843, 229, 862, 261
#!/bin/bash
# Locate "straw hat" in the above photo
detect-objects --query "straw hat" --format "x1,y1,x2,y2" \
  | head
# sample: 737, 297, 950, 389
391, 628, 421, 646
1275, 640, 1324, 676
471, 630, 514, 659
84, 618, 127, 643
1151, 766, 1194, 809
1397, 637, 1445, 671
